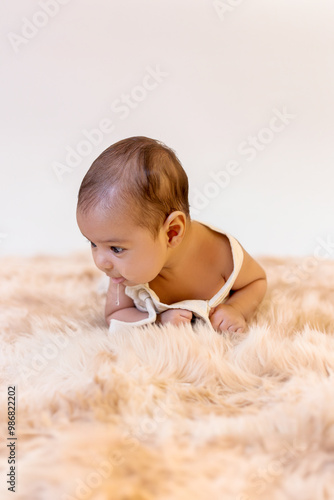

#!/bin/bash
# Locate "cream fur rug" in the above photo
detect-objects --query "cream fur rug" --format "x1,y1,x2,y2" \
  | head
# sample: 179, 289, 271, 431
1, 253, 334, 500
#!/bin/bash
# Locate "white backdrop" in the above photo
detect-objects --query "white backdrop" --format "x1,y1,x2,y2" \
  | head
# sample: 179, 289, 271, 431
1, 0, 333, 258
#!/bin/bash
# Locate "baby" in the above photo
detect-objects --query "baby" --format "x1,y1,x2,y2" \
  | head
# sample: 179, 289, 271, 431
76, 136, 267, 333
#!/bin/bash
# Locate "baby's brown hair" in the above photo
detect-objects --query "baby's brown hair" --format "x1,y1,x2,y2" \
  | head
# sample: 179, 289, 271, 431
77, 136, 190, 238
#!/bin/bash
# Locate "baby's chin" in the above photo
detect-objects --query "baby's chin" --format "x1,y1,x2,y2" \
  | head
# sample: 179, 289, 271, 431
119, 278, 135, 287
122, 278, 148, 287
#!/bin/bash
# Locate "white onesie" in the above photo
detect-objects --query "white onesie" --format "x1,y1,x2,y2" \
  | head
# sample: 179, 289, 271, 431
108, 222, 244, 334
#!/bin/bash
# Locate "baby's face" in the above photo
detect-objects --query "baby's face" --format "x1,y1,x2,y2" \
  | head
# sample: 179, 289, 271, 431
77, 207, 168, 286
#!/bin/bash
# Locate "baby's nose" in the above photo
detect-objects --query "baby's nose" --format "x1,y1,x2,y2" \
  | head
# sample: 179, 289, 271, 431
95, 250, 113, 271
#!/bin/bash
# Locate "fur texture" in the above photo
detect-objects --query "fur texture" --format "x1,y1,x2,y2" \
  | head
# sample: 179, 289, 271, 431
0, 253, 334, 500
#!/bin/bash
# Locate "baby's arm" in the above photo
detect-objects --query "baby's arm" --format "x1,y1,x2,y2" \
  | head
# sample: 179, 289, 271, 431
105, 280, 149, 325
209, 246, 267, 333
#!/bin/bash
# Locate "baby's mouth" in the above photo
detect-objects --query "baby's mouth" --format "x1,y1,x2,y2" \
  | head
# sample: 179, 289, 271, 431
111, 276, 125, 284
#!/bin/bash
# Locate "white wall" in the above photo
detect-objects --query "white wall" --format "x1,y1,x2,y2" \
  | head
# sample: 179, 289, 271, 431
1, 0, 333, 258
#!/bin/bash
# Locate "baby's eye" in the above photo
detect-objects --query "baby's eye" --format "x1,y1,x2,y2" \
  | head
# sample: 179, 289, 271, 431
110, 246, 123, 254
86, 238, 97, 248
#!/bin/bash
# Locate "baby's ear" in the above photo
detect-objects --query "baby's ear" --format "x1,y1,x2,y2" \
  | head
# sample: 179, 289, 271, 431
167, 227, 179, 244
164, 211, 187, 247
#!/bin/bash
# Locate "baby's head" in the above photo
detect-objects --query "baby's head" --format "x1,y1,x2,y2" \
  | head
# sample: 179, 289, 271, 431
76, 137, 191, 284
77, 136, 190, 239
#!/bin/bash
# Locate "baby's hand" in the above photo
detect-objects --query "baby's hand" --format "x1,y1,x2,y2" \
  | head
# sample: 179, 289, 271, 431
157, 309, 193, 326
209, 304, 246, 333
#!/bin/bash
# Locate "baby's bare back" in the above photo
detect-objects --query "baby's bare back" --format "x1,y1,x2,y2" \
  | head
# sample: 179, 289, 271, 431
149, 221, 234, 304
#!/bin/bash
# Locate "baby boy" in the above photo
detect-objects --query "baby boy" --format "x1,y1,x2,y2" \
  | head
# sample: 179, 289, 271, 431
76, 136, 267, 333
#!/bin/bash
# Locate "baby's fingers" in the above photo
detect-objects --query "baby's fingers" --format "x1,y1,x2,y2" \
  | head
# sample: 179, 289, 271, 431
158, 308, 193, 326
209, 311, 223, 331
178, 309, 193, 321
218, 320, 245, 333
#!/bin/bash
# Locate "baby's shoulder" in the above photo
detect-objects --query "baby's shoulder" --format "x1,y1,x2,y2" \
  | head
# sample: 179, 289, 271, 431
193, 220, 232, 250
193, 221, 234, 279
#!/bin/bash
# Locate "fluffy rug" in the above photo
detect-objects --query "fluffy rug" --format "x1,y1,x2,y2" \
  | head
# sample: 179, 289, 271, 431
1, 252, 334, 500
